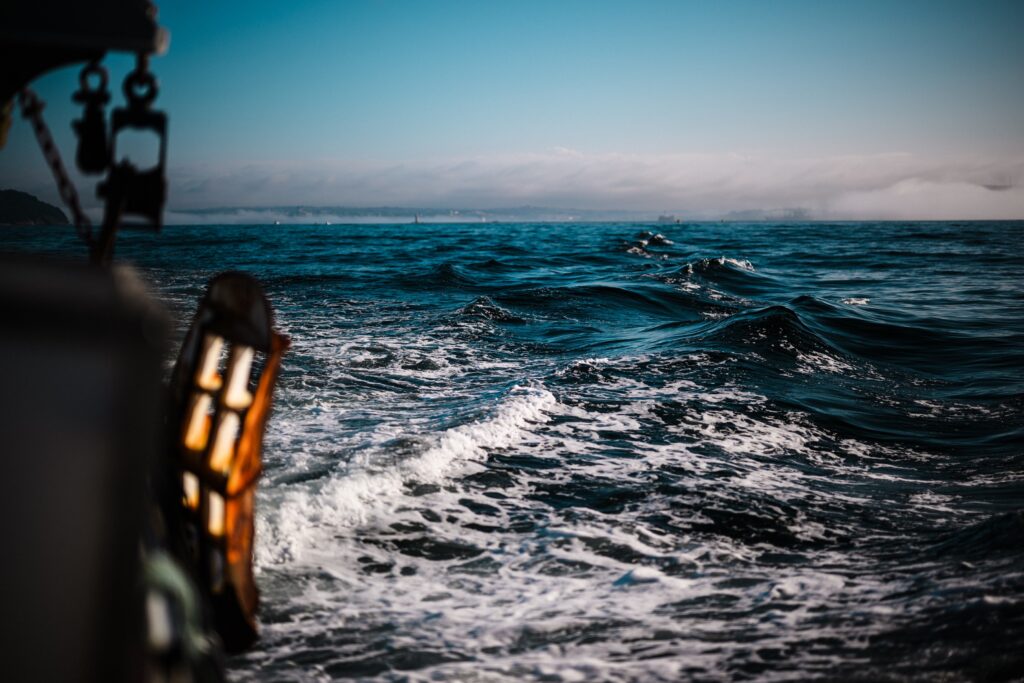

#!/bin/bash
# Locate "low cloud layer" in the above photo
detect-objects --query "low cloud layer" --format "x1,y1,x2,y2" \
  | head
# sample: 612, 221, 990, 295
8, 149, 1023, 220
166, 150, 1023, 219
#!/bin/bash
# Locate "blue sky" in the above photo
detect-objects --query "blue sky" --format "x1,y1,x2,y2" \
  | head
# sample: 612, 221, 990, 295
2, 0, 1023, 217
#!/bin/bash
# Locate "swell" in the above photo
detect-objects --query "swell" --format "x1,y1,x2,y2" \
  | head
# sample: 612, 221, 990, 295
788, 295, 1022, 377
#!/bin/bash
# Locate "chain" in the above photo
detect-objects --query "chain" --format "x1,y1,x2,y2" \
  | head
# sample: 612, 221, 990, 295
17, 88, 93, 246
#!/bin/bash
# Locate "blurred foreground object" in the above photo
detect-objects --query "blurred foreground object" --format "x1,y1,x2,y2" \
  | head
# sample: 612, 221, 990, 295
0, 263, 290, 680
0, 258, 166, 682
1, 1, 290, 679
169, 273, 290, 652
0, 0, 167, 104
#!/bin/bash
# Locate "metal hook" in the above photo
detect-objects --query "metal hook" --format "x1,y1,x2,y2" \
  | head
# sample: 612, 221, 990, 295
77, 62, 109, 96
124, 54, 159, 108
72, 60, 112, 175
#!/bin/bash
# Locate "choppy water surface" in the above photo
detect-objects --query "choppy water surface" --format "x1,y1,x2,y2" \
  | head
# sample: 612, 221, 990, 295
10, 221, 1024, 681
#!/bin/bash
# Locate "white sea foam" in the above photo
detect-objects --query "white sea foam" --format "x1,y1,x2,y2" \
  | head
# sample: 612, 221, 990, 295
238, 375, 964, 682
718, 256, 755, 271
239, 332, 981, 682
259, 385, 557, 565
795, 350, 856, 375
701, 309, 733, 319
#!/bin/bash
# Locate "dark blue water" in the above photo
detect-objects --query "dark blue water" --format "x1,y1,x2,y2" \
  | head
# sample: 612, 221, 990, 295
6, 221, 1024, 681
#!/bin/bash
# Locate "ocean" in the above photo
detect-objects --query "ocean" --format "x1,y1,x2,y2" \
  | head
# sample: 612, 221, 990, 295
6, 221, 1024, 681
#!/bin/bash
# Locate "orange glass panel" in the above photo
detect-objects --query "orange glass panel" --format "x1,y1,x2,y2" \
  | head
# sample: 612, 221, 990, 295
182, 471, 200, 509
223, 345, 254, 409
208, 410, 240, 474
183, 392, 213, 452
195, 333, 224, 390
207, 490, 225, 536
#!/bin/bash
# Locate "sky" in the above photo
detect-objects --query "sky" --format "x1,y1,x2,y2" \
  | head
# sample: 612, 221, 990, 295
2, 0, 1023, 218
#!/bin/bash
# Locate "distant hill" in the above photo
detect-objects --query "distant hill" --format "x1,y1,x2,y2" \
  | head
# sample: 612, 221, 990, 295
0, 189, 69, 226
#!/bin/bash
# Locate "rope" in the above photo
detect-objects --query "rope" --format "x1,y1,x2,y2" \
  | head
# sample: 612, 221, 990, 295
18, 88, 93, 246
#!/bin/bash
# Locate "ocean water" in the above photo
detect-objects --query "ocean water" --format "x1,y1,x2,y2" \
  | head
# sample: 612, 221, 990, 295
6, 221, 1024, 681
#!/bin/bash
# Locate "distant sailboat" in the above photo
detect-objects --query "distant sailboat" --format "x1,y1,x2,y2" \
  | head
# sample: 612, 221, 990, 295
413, 213, 420, 224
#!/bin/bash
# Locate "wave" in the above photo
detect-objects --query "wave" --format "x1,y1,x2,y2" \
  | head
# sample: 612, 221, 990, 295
457, 296, 525, 323
680, 255, 755, 274
259, 385, 557, 565
398, 262, 479, 289
264, 272, 357, 287
930, 511, 1024, 558
784, 295, 1010, 374
692, 303, 846, 363
656, 256, 784, 301
465, 257, 519, 273
621, 230, 677, 258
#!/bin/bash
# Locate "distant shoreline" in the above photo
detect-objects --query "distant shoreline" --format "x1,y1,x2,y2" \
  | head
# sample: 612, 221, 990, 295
156, 218, 1024, 227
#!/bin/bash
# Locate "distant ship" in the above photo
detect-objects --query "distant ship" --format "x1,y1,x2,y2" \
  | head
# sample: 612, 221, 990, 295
658, 214, 682, 224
